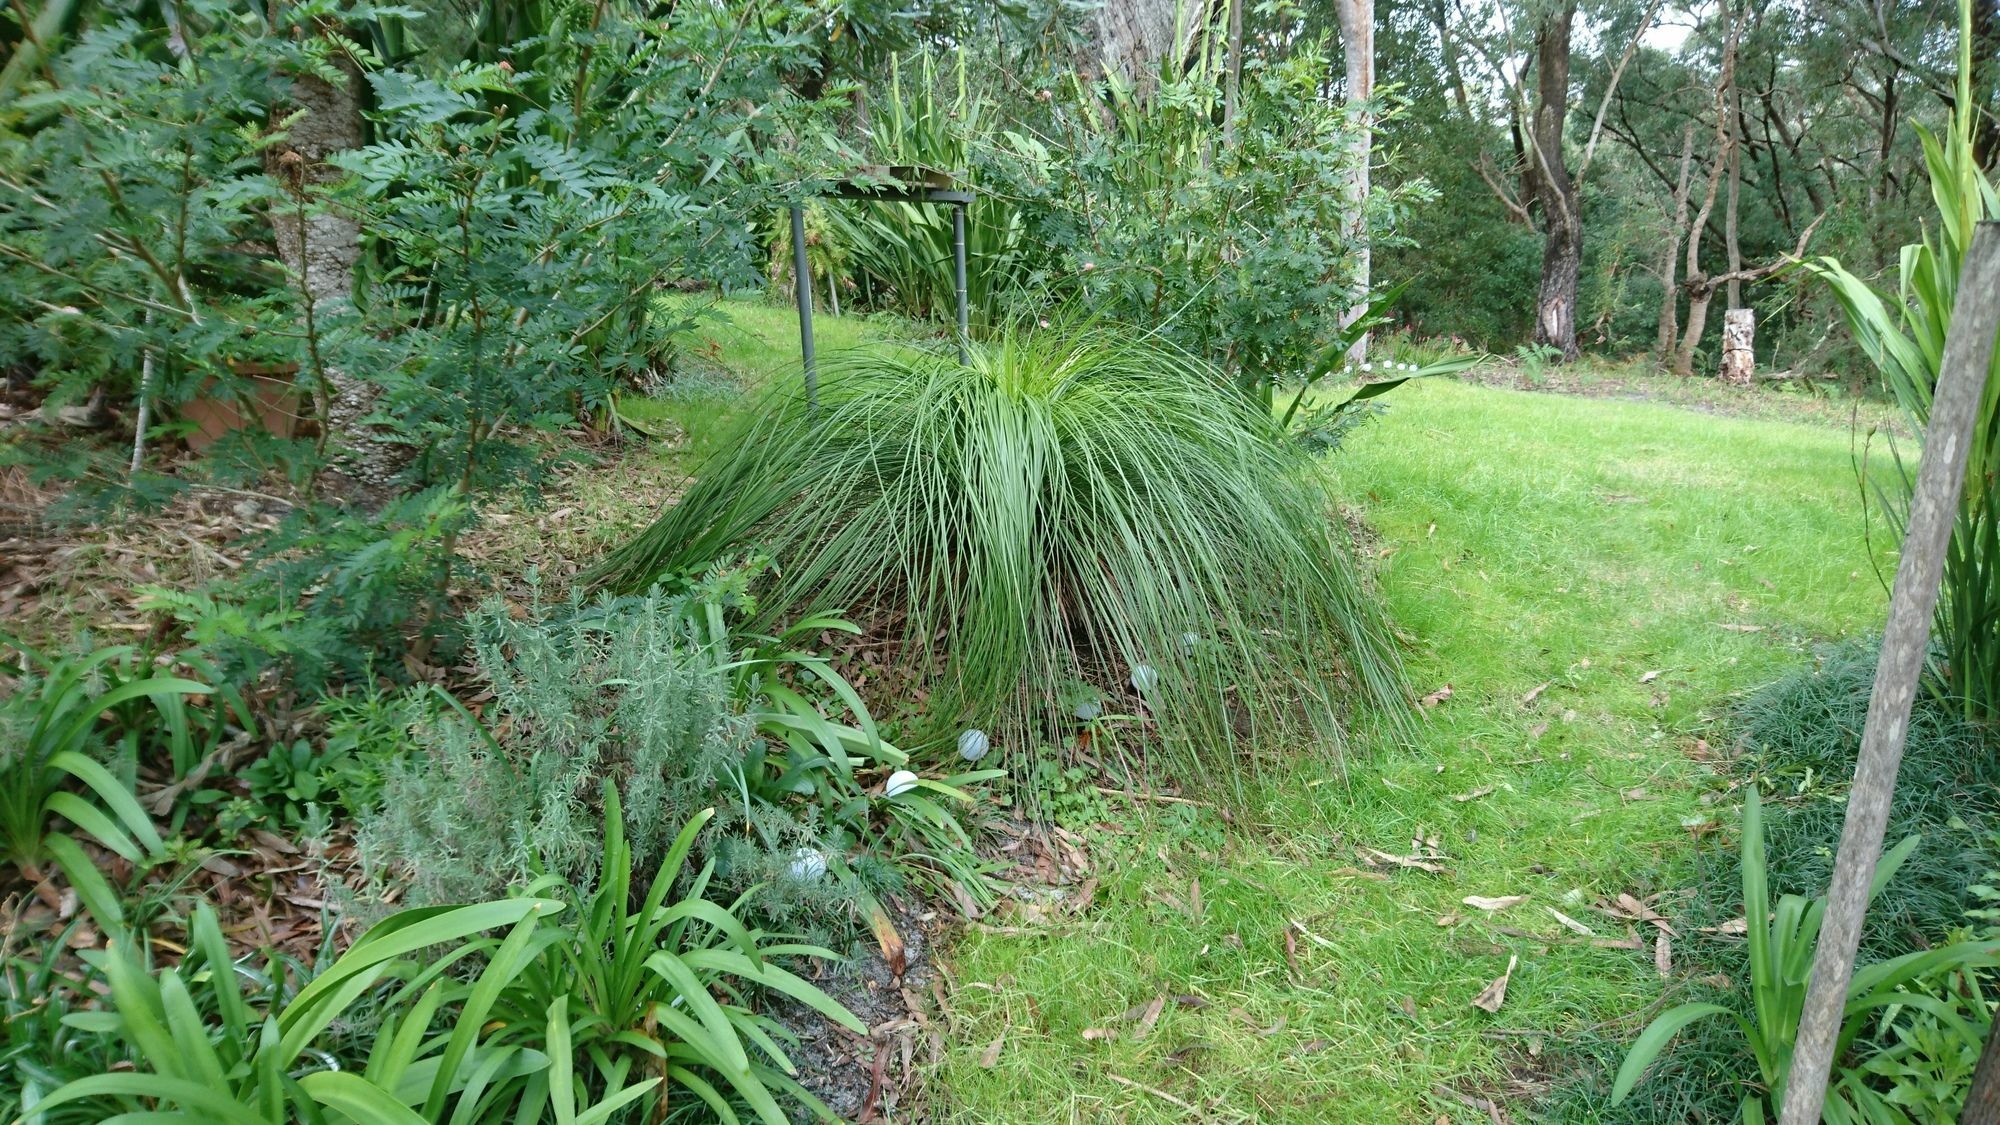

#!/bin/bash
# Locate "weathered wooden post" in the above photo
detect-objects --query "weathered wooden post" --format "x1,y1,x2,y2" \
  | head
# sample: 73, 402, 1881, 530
1720, 308, 1755, 385
1778, 221, 2000, 1124
1968, 1028, 2000, 1124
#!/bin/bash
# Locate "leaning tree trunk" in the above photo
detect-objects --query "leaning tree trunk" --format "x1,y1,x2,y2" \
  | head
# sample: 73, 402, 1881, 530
1335, 0, 1374, 364
1529, 5, 1581, 361
268, 48, 398, 496
1672, 0, 1742, 378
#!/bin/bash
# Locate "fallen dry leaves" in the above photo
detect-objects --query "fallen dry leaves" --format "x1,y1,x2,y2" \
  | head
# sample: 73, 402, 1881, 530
1546, 907, 1595, 936
1357, 846, 1447, 875
1471, 955, 1519, 1014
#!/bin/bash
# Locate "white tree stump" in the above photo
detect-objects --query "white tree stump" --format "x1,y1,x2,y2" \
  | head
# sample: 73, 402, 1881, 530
1719, 308, 1755, 385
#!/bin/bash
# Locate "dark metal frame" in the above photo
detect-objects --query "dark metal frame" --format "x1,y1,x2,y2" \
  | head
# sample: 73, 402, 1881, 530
790, 177, 974, 406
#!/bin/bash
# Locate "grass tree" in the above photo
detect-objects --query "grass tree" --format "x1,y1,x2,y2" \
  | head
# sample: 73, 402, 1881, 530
592, 325, 1406, 779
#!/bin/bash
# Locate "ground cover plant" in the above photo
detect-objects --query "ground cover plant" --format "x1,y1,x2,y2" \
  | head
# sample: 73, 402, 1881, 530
1611, 788, 1999, 1122
592, 324, 1405, 777
357, 573, 998, 939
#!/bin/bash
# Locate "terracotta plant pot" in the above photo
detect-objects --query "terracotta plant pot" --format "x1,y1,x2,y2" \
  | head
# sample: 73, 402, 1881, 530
181, 363, 305, 452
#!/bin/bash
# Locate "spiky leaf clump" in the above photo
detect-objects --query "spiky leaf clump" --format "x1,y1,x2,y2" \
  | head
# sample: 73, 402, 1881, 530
592, 327, 1405, 773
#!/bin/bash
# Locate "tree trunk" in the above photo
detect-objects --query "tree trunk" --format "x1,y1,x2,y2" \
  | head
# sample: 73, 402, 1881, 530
1724, 69, 1745, 309
1672, 0, 1743, 378
1967, 1011, 2000, 1124
1335, 0, 1374, 363
1222, 0, 1244, 144
1529, 4, 1581, 361
268, 50, 397, 495
1657, 126, 1696, 362
1677, 283, 1715, 377
1974, 0, 2000, 170
1088, 0, 1182, 88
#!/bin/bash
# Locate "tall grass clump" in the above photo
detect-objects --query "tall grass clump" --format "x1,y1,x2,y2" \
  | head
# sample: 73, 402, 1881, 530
1806, 1, 2000, 720
591, 325, 1405, 777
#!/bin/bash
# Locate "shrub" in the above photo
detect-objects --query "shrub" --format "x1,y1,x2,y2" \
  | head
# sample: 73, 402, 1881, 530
1805, 18, 2000, 720
357, 576, 995, 935
817, 50, 1043, 329
590, 326, 1405, 778
1707, 641, 2000, 958
1612, 788, 2000, 1122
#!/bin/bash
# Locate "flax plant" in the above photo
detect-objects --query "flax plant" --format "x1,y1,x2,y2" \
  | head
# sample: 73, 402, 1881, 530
1806, 0, 2000, 720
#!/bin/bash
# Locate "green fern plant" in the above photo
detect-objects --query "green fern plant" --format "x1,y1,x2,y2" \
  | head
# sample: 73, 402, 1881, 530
591, 324, 1406, 778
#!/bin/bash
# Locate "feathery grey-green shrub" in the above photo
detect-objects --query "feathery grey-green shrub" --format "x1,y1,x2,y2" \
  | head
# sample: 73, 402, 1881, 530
354, 581, 985, 939
358, 588, 744, 904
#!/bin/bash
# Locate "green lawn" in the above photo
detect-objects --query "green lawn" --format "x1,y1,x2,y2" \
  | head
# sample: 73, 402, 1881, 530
934, 377, 1895, 1121
668, 303, 1897, 1120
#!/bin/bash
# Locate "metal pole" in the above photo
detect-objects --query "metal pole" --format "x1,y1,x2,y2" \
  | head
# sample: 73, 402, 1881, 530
1779, 221, 2000, 1123
952, 200, 969, 364
790, 204, 817, 408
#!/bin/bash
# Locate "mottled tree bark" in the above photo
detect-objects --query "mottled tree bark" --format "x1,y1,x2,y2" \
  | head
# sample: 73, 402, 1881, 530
1657, 126, 1696, 362
1088, 0, 1182, 88
1529, 5, 1580, 361
1336, 0, 1374, 364
1975, 0, 2000, 170
268, 51, 399, 495
1673, 0, 1743, 378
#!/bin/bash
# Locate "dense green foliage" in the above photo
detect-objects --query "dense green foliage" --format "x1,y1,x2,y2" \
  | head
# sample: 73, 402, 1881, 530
8, 0, 1999, 1118
25, 811, 862, 1124
0, 642, 206, 921
358, 574, 996, 934
1612, 789, 1999, 1122
595, 325, 1404, 776
811, 38, 1416, 404
1718, 642, 2000, 958
1808, 67, 2000, 720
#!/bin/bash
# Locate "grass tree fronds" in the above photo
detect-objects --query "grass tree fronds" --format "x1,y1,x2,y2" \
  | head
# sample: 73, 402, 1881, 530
591, 323, 1406, 780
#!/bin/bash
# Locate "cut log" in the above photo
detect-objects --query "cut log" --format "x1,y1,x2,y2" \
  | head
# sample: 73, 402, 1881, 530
1720, 308, 1755, 385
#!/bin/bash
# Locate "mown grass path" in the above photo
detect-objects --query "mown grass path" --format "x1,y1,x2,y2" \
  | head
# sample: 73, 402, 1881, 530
938, 377, 1894, 1121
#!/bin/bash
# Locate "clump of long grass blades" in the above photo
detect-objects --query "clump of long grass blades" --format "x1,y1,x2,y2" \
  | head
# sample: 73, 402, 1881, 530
1805, 0, 2000, 721
592, 324, 1405, 780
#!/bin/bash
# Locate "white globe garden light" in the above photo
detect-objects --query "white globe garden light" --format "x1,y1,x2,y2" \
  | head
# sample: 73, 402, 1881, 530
1130, 663, 1159, 694
788, 847, 827, 880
